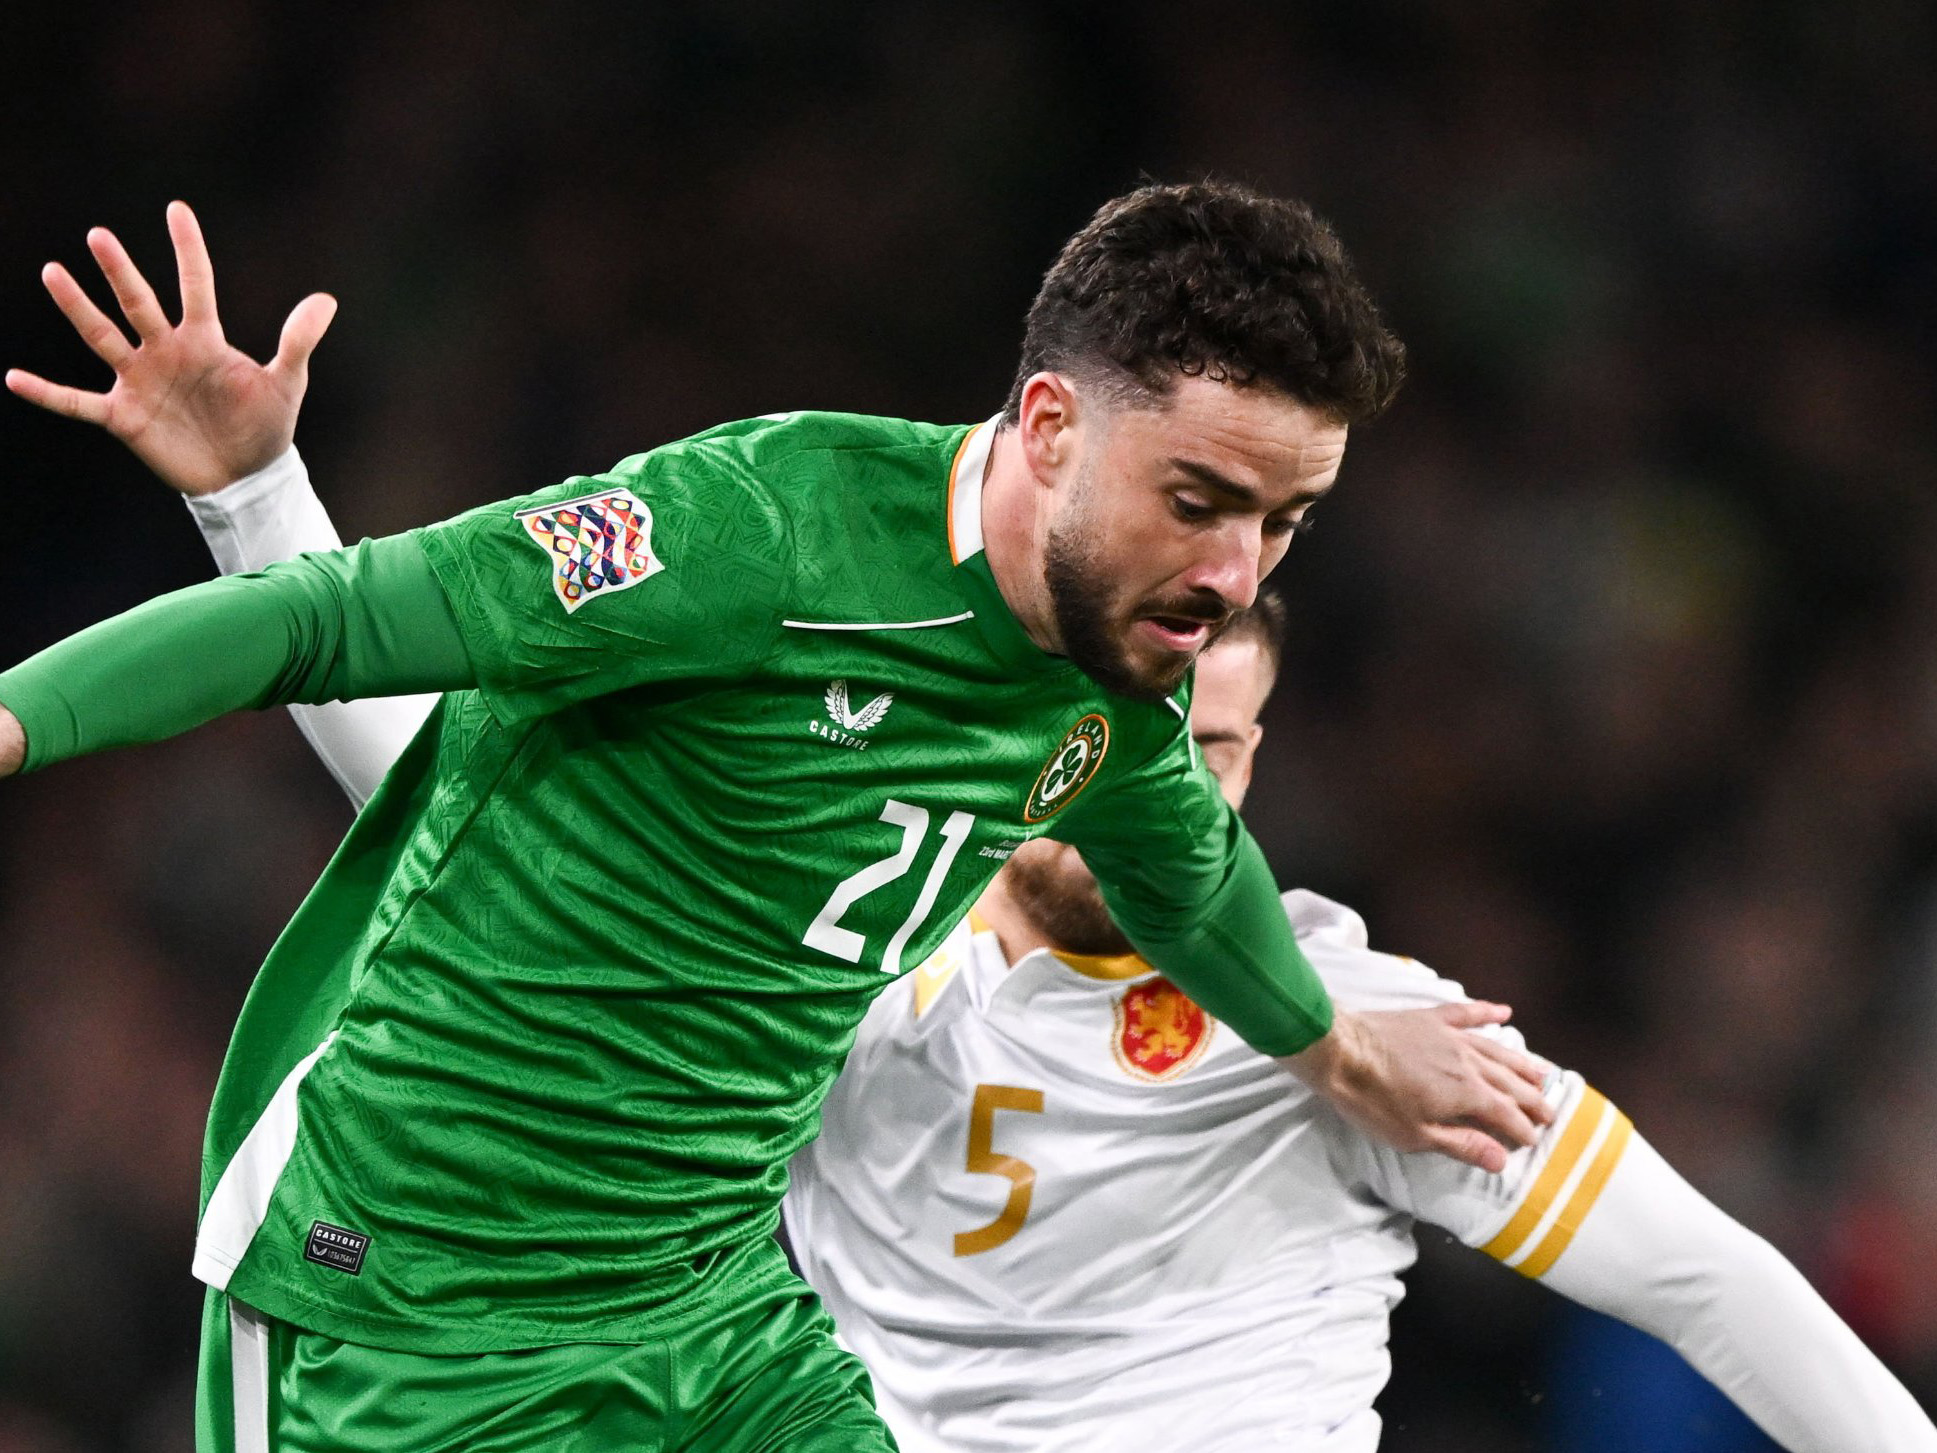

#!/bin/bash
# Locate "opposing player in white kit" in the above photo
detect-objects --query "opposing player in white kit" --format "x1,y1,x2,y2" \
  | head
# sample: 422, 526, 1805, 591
170, 458, 1932, 1451
783, 605, 1935, 1453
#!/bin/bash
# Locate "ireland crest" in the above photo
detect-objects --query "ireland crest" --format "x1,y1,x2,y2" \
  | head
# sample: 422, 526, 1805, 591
1024, 713, 1110, 823
515, 487, 664, 613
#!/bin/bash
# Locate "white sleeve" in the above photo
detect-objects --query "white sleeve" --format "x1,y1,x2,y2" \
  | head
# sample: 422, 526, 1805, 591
183, 448, 437, 809
1538, 1132, 1936, 1452
1363, 1085, 1936, 1451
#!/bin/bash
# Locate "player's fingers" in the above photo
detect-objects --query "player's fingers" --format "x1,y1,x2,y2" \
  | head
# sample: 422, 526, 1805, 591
270, 293, 337, 378
5, 368, 111, 425
1423, 1124, 1508, 1174
167, 201, 220, 329
40, 262, 134, 368
1472, 1063, 1546, 1144
1501, 1059, 1556, 1127
86, 225, 170, 340
1436, 999, 1513, 1029
1467, 1032, 1554, 1098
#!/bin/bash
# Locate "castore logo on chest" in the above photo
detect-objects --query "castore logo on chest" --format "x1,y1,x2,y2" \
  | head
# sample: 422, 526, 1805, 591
808, 679, 895, 750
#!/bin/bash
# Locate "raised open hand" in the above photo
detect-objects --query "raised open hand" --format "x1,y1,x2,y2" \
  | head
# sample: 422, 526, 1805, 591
5, 201, 335, 496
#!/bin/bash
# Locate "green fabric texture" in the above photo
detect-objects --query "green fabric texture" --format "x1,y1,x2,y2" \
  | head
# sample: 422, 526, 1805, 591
195, 1241, 895, 1452
0, 534, 472, 772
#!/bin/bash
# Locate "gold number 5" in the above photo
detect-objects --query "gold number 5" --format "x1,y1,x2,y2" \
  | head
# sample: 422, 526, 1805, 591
954, 1084, 1045, 1257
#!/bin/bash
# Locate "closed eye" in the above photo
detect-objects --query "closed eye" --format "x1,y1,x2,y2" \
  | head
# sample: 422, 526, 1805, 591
1171, 495, 1216, 524
1267, 512, 1317, 539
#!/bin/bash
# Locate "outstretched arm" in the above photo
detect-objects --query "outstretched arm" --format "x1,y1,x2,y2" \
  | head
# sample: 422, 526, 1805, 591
5, 203, 432, 806
0, 536, 472, 780
1378, 1072, 1935, 1450
1537, 1133, 1935, 1451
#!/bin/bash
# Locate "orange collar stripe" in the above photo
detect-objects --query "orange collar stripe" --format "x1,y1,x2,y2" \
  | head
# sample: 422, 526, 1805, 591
945, 423, 980, 566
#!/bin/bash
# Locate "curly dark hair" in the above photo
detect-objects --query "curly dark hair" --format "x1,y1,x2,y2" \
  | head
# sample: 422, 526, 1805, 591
1003, 181, 1406, 427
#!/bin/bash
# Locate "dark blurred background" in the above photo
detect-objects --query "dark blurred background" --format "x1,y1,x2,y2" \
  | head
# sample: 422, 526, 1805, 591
3, 2, 1935, 1448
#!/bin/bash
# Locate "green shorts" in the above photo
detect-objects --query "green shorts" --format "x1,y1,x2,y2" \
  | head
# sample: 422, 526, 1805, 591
193, 1248, 897, 1452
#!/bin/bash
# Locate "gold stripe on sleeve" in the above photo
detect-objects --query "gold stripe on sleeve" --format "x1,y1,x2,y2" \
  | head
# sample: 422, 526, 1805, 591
1515, 1107, 1634, 1279
1479, 1086, 1608, 1263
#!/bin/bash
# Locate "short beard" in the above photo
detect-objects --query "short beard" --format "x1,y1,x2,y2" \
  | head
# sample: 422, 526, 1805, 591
1002, 846, 1136, 957
1043, 503, 1191, 705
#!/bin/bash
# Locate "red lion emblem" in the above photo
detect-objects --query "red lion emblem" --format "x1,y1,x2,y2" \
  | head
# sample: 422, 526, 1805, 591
1113, 977, 1215, 1082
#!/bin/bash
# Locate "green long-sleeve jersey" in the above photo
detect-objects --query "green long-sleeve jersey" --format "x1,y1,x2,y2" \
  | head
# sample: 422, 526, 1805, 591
0, 412, 1331, 1351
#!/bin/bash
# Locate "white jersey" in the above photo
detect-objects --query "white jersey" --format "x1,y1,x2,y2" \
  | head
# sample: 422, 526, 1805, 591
785, 890, 1627, 1453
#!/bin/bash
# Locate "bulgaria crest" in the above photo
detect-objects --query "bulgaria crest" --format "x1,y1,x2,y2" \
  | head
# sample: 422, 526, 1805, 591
1023, 713, 1110, 823
1113, 977, 1215, 1082
515, 487, 664, 613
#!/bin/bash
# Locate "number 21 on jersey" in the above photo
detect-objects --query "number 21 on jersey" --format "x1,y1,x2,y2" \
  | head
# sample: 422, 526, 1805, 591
803, 799, 976, 975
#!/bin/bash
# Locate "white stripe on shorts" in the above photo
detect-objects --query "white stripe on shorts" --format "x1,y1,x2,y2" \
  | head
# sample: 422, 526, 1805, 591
229, 1299, 272, 1453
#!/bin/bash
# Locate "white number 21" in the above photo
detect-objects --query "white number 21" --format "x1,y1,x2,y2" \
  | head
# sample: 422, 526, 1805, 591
803, 800, 975, 975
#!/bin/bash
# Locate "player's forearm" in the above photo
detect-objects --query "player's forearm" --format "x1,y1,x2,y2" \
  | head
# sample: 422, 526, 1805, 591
186, 447, 439, 807
1543, 1133, 1937, 1451
1101, 821, 1333, 1055
0, 535, 474, 774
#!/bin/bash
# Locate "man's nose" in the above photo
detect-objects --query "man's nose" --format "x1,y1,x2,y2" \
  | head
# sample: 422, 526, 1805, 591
1185, 529, 1261, 612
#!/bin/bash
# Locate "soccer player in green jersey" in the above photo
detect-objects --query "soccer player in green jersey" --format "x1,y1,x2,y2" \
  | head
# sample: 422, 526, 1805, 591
1, 185, 1552, 1451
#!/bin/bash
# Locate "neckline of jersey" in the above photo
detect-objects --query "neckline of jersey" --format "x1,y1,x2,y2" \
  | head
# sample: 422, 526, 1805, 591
967, 904, 1153, 988
1048, 947, 1154, 981
946, 417, 1079, 679
982, 944, 1158, 1019
994, 938, 1158, 986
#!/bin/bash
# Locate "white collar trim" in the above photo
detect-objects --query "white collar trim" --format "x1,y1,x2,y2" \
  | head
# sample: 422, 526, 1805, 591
948, 415, 1001, 564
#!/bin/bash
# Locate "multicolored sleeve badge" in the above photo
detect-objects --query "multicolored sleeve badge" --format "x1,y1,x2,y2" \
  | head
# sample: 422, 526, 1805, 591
515, 487, 665, 614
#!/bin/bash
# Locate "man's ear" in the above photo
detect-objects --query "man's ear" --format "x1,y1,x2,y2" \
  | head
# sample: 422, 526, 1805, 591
1017, 372, 1079, 489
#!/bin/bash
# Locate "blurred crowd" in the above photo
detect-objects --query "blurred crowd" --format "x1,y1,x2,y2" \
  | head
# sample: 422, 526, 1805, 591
2, 2, 1934, 1448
